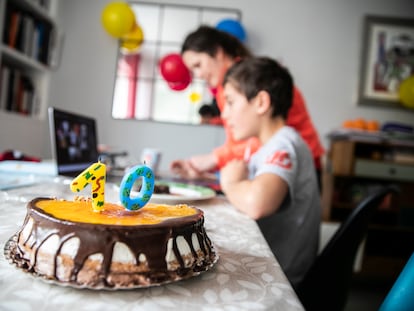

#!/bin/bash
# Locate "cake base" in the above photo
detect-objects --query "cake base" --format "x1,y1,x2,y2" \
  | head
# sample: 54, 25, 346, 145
5, 198, 219, 290
5, 233, 218, 290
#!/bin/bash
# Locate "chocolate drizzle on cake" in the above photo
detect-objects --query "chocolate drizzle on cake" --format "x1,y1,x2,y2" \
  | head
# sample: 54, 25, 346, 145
12, 197, 217, 288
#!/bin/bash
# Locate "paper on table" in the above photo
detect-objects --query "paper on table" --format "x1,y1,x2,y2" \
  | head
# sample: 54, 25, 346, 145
0, 160, 57, 175
0, 160, 57, 190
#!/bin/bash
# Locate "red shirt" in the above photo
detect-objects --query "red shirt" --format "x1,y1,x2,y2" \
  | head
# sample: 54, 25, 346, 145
213, 85, 324, 169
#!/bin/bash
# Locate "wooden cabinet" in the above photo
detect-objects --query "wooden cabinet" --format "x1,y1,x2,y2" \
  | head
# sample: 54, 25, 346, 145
0, 0, 60, 118
322, 132, 414, 280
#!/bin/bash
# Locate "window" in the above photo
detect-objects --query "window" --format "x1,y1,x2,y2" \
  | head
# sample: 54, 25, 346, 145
111, 2, 241, 125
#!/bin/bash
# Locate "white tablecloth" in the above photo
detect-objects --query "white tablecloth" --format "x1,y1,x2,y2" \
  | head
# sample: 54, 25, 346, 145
0, 176, 304, 311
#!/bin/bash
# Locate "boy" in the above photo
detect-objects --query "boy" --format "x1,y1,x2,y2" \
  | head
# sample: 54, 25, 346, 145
220, 57, 321, 288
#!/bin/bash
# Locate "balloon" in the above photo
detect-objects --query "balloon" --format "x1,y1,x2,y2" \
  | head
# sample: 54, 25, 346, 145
159, 53, 192, 91
216, 19, 246, 42
121, 24, 144, 52
101, 2, 135, 38
159, 53, 191, 83
399, 76, 414, 109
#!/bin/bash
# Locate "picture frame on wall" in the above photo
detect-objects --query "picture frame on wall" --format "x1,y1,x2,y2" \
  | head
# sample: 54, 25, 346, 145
358, 15, 414, 109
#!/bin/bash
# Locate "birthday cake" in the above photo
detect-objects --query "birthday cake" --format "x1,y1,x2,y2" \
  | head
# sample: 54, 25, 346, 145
5, 197, 217, 289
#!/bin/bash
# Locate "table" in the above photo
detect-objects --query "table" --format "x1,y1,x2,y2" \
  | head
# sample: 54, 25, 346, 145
0, 176, 304, 311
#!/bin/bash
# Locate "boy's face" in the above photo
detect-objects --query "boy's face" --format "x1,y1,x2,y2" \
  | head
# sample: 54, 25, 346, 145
182, 50, 227, 88
222, 83, 257, 141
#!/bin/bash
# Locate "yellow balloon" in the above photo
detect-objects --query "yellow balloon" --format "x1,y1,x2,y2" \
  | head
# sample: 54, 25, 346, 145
399, 76, 414, 109
121, 24, 144, 52
101, 2, 135, 38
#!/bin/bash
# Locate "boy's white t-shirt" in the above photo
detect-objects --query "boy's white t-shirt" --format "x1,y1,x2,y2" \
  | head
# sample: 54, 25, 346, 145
248, 126, 321, 287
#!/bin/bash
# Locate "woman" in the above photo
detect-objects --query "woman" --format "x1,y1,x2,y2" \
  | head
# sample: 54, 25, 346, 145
170, 26, 324, 187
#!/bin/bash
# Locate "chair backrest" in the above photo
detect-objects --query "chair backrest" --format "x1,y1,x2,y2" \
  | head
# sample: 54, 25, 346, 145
295, 185, 398, 311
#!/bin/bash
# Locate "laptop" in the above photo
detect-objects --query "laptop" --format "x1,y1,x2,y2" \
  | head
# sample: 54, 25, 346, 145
48, 107, 221, 191
48, 107, 99, 177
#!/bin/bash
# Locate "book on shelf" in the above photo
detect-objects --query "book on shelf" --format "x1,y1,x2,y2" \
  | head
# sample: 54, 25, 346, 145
7, 11, 22, 48
5, 69, 15, 111
20, 15, 35, 57
17, 76, 35, 114
0, 66, 11, 110
0, 66, 38, 116
31, 22, 41, 60
3, 3, 56, 66
36, 22, 52, 65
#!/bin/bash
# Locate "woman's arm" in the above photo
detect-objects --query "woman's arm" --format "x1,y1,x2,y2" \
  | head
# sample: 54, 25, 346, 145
170, 155, 218, 180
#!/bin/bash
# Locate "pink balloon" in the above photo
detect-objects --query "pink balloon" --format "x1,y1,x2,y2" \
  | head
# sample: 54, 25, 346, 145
159, 53, 191, 83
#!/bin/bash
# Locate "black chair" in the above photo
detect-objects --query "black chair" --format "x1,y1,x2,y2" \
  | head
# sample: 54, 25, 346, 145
295, 185, 399, 311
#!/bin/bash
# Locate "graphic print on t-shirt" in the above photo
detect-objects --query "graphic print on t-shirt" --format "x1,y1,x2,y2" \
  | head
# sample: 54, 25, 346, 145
265, 150, 292, 169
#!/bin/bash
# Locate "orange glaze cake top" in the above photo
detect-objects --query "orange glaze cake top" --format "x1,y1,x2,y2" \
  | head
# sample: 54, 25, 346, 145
36, 199, 198, 226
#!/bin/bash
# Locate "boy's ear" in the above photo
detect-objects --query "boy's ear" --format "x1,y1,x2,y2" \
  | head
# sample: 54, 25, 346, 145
255, 90, 272, 115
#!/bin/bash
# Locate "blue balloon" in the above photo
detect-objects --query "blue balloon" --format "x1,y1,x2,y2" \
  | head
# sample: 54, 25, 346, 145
216, 19, 246, 42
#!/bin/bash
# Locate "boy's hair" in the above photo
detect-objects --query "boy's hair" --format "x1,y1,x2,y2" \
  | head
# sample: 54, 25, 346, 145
181, 25, 252, 59
223, 57, 294, 119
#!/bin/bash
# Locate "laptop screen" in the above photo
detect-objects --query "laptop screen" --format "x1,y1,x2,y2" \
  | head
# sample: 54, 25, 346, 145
48, 107, 99, 176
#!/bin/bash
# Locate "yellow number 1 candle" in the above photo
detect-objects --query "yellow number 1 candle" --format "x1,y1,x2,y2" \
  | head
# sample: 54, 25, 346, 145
70, 161, 106, 212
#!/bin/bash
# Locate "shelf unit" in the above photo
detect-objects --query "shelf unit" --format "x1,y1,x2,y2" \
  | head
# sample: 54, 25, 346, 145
322, 133, 414, 280
0, 0, 59, 119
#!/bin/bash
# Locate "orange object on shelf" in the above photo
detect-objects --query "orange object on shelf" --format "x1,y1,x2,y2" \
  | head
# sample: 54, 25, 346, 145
341, 118, 380, 132
353, 118, 367, 130
342, 120, 355, 129
366, 120, 380, 132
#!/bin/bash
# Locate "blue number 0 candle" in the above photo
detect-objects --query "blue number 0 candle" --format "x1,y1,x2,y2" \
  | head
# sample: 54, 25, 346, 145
119, 164, 155, 210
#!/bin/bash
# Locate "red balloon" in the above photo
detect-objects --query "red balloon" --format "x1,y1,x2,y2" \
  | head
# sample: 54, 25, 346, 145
159, 53, 191, 83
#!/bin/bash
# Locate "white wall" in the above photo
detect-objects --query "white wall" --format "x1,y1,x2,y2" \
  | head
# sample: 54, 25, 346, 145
16, 0, 414, 171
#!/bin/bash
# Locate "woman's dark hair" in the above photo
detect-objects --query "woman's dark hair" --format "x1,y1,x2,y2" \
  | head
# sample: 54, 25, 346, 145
223, 57, 294, 119
181, 25, 252, 59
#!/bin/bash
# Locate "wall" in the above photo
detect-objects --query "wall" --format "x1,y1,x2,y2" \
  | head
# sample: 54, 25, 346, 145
18, 0, 414, 171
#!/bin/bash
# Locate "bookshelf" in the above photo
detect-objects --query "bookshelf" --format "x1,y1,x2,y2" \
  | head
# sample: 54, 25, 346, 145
0, 0, 59, 118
